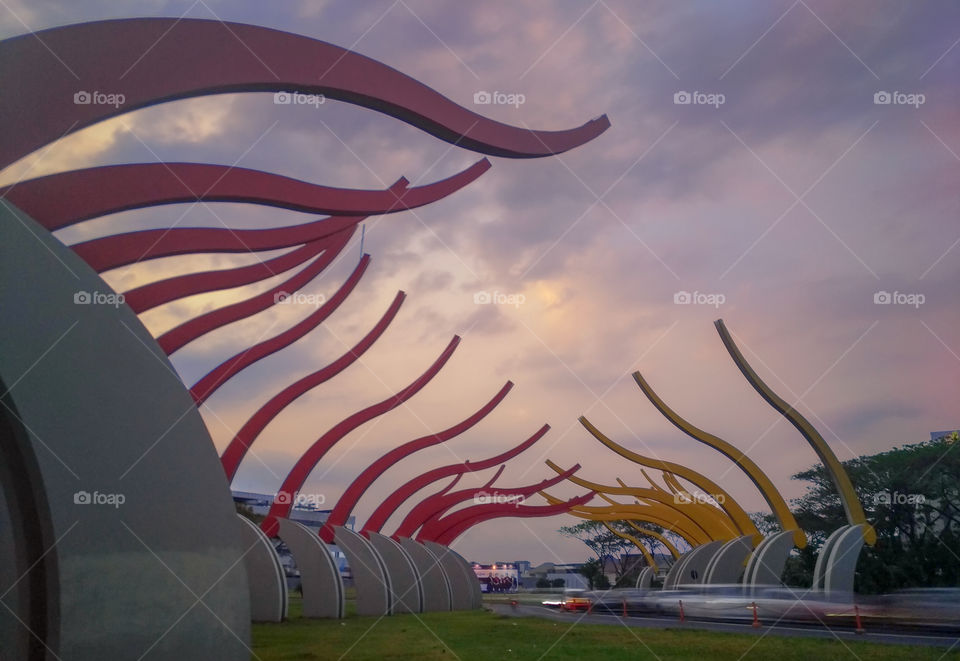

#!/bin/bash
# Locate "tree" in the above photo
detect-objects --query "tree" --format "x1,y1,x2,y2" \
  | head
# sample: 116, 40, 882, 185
783, 434, 959, 593
535, 578, 551, 588
551, 578, 565, 588
560, 519, 678, 585
577, 558, 610, 589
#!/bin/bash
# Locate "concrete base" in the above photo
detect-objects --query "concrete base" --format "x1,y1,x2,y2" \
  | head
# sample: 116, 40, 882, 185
744, 530, 795, 588
334, 526, 392, 616
399, 537, 452, 612
0, 201, 250, 659
813, 524, 867, 596
237, 515, 288, 622
635, 566, 654, 589
367, 532, 422, 613
704, 535, 753, 584
664, 541, 724, 588
424, 541, 480, 610
277, 518, 344, 618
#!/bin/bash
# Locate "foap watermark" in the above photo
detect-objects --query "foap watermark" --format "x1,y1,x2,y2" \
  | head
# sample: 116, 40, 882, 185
874, 491, 925, 507
674, 491, 726, 506
74, 90, 126, 108
674, 290, 725, 308
873, 91, 925, 108
473, 491, 526, 507
273, 91, 325, 108
473, 90, 526, 108
473, 290, 525, 308
74, 290, 125, 308
874, 290, 924, 308
275, 291, 326, 307
674, 90, 725, 108
74, 490, 125, 508
274, 491, 326, 508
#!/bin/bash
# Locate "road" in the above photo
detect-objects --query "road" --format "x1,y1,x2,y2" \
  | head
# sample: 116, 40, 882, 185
487, 602, 960, 649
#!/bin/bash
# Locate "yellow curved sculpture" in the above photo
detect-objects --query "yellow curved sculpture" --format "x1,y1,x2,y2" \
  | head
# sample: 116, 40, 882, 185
544, 460, 740, 540
624, 520, 681, 558
632, 371, 806, 548
714, 319, 875, 546
593, 492, 713, 545
541, 489, 710, 546
578, 416, 761, 543
602, 521, 657, 573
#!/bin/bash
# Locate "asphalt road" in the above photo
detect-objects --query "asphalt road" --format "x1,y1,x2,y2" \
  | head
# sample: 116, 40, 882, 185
487, 602, 960, 650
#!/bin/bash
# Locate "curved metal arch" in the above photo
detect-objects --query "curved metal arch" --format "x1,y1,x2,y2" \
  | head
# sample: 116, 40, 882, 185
595, 492, 711, 547
578, 415, 759, 540
124, 239, 328, 313
360, 424, 550, 535
602, 521, 658, 574
220, 291, 406, 481
427, 492, 596, 546
3, 160, 489, 231
0, 17, 610, 169
75, 214, 363, 273
158, 227, 354, 354
318, 381, 514, 542
190, 254, 371, 405
544, 460, 739, 541
394, 466, 508, 540
260, 335, 461, 536
624, 521, 681, 559
714, 319, 875, 545
633, 371, 805, 548
412, 465, 582, 541
541, 490, 709, 547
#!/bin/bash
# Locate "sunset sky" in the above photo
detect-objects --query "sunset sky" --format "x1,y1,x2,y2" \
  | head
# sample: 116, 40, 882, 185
2, 1, 957, 565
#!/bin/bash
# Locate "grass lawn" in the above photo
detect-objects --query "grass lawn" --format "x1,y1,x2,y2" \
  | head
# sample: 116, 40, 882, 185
251, 597, 960, 660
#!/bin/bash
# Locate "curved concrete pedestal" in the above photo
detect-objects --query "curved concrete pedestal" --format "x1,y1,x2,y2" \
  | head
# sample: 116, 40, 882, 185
237, 515, 288, 622
277, 518, 344, 618
334, 526, 392, 616
744, 530, 795, 588
813, 524, 867, 596
704, 535, 753, 584
367, 532, 422, 613
399, 537, 452, 611
635, 566, 654, 588
424, 541, 480, 610
664, 541, 723, 588
0, 202, 250, 659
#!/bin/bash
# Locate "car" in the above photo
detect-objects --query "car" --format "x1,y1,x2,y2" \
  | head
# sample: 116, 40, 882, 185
560, 588, 592, 612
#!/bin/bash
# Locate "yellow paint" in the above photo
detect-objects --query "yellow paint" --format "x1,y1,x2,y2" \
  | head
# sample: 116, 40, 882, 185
579, 415, 761, 543
603, 521, 657, 573
714, 320, 875, 546
633, 371, 807, 548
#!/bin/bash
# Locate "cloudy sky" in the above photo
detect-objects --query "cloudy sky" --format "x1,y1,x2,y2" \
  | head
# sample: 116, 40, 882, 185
2, 1, 957, 564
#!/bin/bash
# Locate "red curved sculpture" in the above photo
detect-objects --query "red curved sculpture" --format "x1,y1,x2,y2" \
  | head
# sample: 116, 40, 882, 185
220, 291, 406, 481
260, 335, 461, 536
157, 228, 354, 354
3, 160, 489, 231
0, 18, 610, 169
428, 492, 596, 546
361, 424, 550, 535
123, 240, 328, 313
317, 381, 514, 542
189, 254, 372, 406
406, 464, 581, 541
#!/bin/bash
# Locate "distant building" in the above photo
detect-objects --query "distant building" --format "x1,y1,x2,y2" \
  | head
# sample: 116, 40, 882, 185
522, 561, 589, 589
471, 563, 519, 593
930, 430, 959, 441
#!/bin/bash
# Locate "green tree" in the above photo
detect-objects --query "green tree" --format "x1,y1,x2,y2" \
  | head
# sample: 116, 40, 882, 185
786, 434, 959, 593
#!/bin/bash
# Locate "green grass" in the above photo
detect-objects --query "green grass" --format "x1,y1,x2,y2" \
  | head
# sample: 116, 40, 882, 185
251, 596, 960, 660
